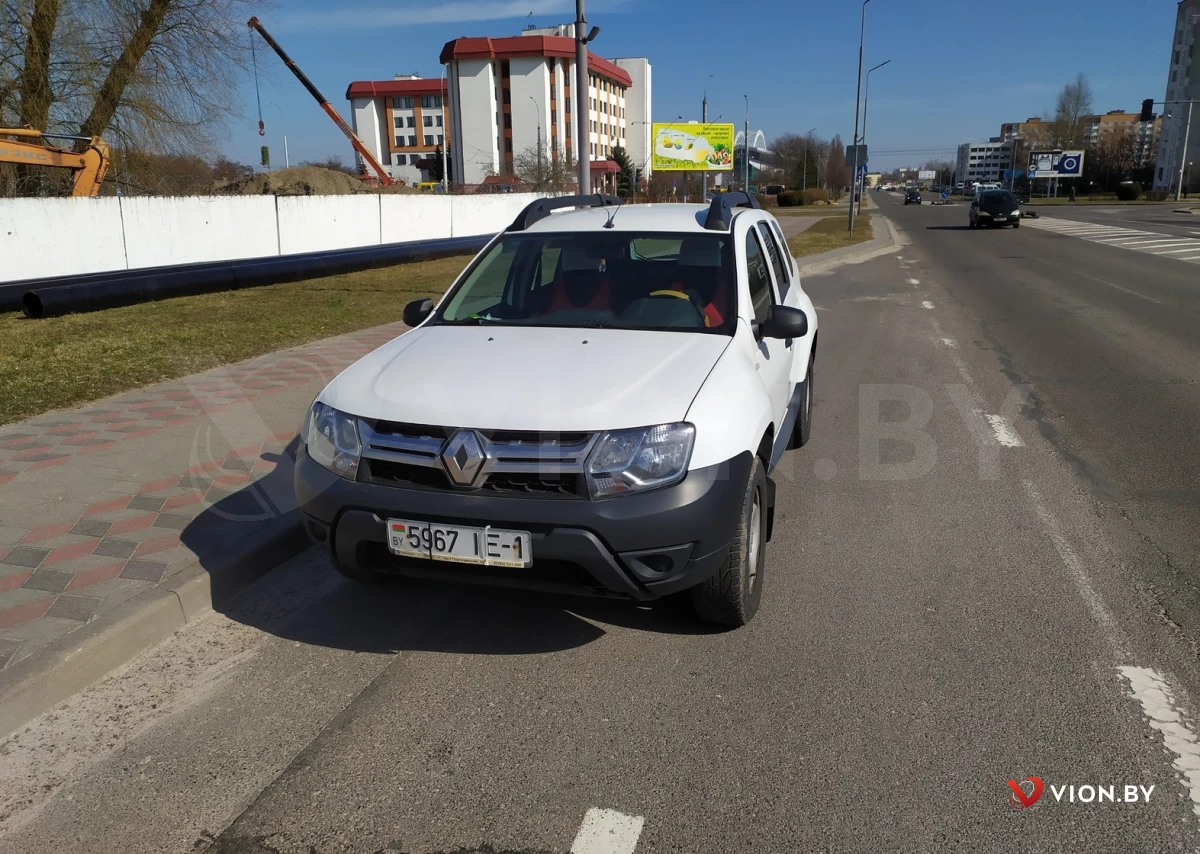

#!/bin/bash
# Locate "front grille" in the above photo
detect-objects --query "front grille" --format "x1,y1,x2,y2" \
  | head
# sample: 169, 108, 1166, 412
363, 458, 448, 490
363, 459, 586, 498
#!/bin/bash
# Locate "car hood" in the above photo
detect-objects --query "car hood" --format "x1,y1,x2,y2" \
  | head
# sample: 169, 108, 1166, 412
319, 325, 732, 432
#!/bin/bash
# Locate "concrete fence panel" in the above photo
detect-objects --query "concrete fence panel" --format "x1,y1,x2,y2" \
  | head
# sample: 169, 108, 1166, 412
0, 198, 127, 282
276, 195, 382, 255
380, 195, 454, 244
120, 196, 279, 270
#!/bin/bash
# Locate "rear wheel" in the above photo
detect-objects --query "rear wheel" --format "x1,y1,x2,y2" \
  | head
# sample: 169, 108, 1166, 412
691, 456, 768, 627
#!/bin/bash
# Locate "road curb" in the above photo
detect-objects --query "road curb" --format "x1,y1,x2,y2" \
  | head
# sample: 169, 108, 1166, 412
798, 212, 899, 276
0, 510, 307, 739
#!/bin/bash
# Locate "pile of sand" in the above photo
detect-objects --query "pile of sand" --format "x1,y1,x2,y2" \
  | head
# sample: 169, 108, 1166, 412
214, 165, 419, 196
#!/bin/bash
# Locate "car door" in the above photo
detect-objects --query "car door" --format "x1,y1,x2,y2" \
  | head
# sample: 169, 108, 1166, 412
743, 223, 792, 434
760, 220, 814, 384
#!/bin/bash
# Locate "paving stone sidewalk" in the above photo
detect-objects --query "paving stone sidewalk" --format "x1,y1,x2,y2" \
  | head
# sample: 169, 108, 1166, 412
0, 320, 408, 670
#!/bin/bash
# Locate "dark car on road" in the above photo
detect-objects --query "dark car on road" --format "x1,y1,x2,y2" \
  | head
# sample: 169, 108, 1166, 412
969, 190, 1022, 229
904, 188, 922, 205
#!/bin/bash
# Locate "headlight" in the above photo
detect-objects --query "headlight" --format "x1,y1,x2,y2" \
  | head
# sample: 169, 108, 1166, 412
302, 401, 361, 479
978, 210, 991, 216
585, 422, 695, 499
1011, 210, 1021, 217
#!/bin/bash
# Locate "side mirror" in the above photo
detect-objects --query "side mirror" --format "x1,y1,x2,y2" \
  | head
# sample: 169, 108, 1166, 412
759, 305, 808, 340
403, 298, 434, 327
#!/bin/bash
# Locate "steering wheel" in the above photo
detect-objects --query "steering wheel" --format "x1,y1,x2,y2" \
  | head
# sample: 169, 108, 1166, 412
646, 289, 707, 322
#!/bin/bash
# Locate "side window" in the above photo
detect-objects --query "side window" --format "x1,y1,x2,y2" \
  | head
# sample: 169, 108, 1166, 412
744, 230, 774, 324
769, 220, 793, 278
757, 222, 790, 294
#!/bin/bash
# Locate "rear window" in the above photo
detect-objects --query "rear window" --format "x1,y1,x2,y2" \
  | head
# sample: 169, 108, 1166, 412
436, 232, 737, 333
981, 191, 1017, 206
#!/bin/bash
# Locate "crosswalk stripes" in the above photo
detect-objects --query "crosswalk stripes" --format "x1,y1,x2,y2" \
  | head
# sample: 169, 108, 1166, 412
1021, 217, 1200, 264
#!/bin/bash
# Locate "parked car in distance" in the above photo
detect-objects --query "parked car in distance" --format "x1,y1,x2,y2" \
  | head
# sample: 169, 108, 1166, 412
294, 192, 819, 628
904, 188, 922, 205
969, 189, 1022, 228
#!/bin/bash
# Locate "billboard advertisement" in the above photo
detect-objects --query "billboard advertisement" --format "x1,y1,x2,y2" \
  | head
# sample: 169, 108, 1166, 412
651, 123, 735, 171
1028, 150, 1085, 178
918, 170, 936, 181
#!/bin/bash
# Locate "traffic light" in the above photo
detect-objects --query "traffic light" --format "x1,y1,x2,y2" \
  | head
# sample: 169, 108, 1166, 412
1140, 99, 1155, 122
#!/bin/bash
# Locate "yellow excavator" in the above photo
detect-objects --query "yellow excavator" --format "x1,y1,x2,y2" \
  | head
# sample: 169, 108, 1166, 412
0, 128, 110, 196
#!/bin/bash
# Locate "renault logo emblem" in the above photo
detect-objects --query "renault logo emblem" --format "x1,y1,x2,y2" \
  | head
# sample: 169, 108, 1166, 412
441, 430, 486, 486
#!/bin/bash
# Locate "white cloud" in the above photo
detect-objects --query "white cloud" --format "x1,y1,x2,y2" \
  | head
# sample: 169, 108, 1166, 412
283, 0, 626, 30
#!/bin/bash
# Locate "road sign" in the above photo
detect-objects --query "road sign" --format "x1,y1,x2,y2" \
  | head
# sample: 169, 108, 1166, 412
1029, 169, 1038, 179
846, 144, 867, 164
941, 190, 949, 199
856, 164, 868, 178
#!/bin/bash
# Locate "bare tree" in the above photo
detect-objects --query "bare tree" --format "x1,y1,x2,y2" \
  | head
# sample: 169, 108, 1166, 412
2, 0, 264, 167
512, 144, 576, 193
824, 133, 848, 197
1052, 73, 1093, 148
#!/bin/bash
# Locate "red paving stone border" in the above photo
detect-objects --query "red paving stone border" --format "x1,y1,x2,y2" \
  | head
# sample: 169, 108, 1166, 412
0, 320, 407, 671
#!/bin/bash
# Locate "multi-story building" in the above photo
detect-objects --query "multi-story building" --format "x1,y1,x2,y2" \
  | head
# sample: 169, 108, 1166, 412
438, 26, 651, 187
1084, 110, 1162, 167
346, 75, 448, 184
955, 139, 1015, 185
1155, 0, 1200, 190
1000, 117, 1049, 143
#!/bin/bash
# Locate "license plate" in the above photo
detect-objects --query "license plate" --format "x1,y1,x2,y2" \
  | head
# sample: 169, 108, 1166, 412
387, 519, 532, 568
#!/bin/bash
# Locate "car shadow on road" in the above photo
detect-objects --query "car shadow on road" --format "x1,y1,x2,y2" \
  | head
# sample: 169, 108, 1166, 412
925, 225, 972, 230
190, 443, 721, 659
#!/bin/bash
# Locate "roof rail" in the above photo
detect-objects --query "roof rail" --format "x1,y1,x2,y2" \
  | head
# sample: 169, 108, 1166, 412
703, 191, 760, 231
507, 193, 623, 231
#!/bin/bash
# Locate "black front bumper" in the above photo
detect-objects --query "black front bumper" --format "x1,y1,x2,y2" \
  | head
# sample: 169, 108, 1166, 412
295, 447, 763, 601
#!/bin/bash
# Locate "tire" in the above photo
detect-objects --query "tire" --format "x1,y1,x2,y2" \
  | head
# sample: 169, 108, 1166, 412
1013, 221, 1020, 229
968, 218, 976, 229
788, 357, 814, 449
691, 455, 768, 627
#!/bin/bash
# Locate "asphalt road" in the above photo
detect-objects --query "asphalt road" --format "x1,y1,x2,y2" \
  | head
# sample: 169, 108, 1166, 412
1032, 201, 1200, 239
4, 199, 1200, 853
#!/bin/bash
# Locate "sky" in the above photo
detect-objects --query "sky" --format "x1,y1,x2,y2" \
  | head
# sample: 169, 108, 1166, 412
227, 0, 1182, 174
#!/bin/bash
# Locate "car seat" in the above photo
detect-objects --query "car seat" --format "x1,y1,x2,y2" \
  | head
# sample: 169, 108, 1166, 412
541, 245, 612, 314
668, 238, 727, 327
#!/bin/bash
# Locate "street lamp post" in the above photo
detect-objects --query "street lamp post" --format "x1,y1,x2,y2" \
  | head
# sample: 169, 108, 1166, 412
574, 0, 600, 194
269, 101, 288, 169
803, 126, 816, 190
849, 0, 873, 234
859, 58, 890, 213
1178, 101, 1194, 203
743, 94, 750, 193
530, 95, 543, 188
702, 73, 714, 200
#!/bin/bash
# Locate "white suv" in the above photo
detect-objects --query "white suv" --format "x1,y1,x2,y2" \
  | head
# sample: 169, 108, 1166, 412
295, 193, 818, 626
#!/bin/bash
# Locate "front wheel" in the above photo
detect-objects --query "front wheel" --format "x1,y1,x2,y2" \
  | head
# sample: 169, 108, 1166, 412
968, 218, 976, 229
691, 456, 768, 627
1012, 221, 1021, 228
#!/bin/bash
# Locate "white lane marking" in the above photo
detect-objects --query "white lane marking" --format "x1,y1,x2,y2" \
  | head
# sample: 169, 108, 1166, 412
906, 277, 920, 285
1028, 257, 1164, 305
571, 808, 645, 854
1024, 218, 1200, 265
1021, 479, 1131, 660
1119, 667, 1200, 818
921, 300, 934, 309
940, 337, 956, 348
984, 414, 1024, 447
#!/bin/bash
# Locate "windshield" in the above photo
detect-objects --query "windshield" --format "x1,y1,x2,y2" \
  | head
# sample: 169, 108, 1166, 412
980, 191, 1017, 206
435, 232, 737, 332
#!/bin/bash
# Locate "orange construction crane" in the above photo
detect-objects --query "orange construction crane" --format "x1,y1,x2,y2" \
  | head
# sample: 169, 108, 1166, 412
247, 17, 394, 186
0, 129, 110, 196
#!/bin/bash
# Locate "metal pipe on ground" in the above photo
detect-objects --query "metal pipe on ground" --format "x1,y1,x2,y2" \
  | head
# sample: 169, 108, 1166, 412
16, 235, 491, 319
